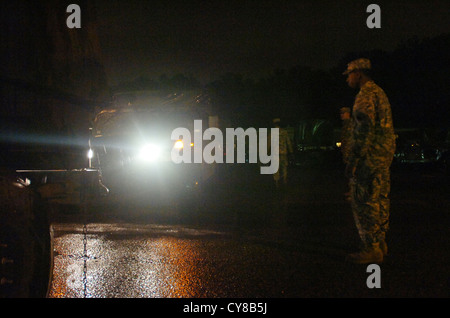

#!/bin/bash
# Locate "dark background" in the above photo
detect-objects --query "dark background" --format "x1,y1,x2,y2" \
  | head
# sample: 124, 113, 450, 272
1, 1, 449, 299
1, 0, 450, 159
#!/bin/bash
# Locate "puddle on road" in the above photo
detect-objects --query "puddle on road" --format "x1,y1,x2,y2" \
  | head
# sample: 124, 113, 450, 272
49, 223, 229, 298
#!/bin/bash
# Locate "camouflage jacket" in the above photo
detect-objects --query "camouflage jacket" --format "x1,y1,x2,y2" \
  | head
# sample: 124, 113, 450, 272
341, 118, 353, 164
270, 128, 293, 155
350, 80, 396, 168
280, 128, 293, 155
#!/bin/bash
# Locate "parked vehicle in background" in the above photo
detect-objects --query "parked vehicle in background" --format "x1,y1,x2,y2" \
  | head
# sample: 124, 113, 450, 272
394, 128, 449, 170
292, 119, 341, 167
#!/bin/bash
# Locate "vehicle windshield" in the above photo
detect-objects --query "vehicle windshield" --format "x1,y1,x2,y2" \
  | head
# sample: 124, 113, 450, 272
94, 109, 199, 137
93, 91, 208, 137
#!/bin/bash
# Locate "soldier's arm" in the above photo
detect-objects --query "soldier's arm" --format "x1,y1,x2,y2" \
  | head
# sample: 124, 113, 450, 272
341, 119, 352, 143
351, 99, 376, 166
286, 133, 293, 153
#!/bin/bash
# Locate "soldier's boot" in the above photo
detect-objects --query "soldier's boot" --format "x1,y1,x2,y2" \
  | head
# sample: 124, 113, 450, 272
379, 239, 388, 256
346, 243, 383, 264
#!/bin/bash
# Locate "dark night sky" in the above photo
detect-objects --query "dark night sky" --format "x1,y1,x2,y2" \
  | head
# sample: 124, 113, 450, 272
94, 0, 450, 85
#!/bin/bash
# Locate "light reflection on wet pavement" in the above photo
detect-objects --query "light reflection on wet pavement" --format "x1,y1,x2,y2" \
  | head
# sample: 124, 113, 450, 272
47, 168, 450, 298
49, 223, 233, 298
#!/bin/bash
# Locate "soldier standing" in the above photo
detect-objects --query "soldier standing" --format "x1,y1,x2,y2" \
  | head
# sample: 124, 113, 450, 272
340, 107, 352, 165
343, 58, 396, 264
272, 118, 293, 188
340, 106, 352, 200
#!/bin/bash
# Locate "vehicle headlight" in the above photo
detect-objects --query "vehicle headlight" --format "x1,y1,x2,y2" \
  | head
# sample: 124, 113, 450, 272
137, 143, 162, 163
87, 148, 94, 159
174, 140, 184, 150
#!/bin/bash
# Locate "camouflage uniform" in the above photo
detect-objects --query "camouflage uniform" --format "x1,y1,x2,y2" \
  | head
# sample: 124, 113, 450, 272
348, 80, 396, 247
340, 107, 353, 165
271, 119, 293, 186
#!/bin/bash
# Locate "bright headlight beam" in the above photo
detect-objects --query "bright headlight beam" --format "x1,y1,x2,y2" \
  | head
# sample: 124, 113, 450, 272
137, 143, 161, 163
87, 148, 94, 159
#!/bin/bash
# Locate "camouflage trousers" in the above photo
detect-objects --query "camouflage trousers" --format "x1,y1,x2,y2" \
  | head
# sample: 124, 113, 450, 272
350, 164, 391, 245
273, 154, 289, 185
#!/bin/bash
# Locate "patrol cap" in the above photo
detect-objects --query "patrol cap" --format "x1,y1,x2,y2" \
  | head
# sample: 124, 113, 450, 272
342, 58, 371, 75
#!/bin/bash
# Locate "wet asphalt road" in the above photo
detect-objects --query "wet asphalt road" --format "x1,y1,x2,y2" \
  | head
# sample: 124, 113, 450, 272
48, 164, 449, 298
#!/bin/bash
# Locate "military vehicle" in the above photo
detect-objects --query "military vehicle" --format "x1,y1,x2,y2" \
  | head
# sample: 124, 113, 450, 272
88, 90, 218, 203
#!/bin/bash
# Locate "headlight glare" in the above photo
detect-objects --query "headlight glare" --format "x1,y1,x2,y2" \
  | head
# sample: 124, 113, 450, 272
87, 148, 94, 159
137, 143, 161, 163
174, 140, 184, 150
